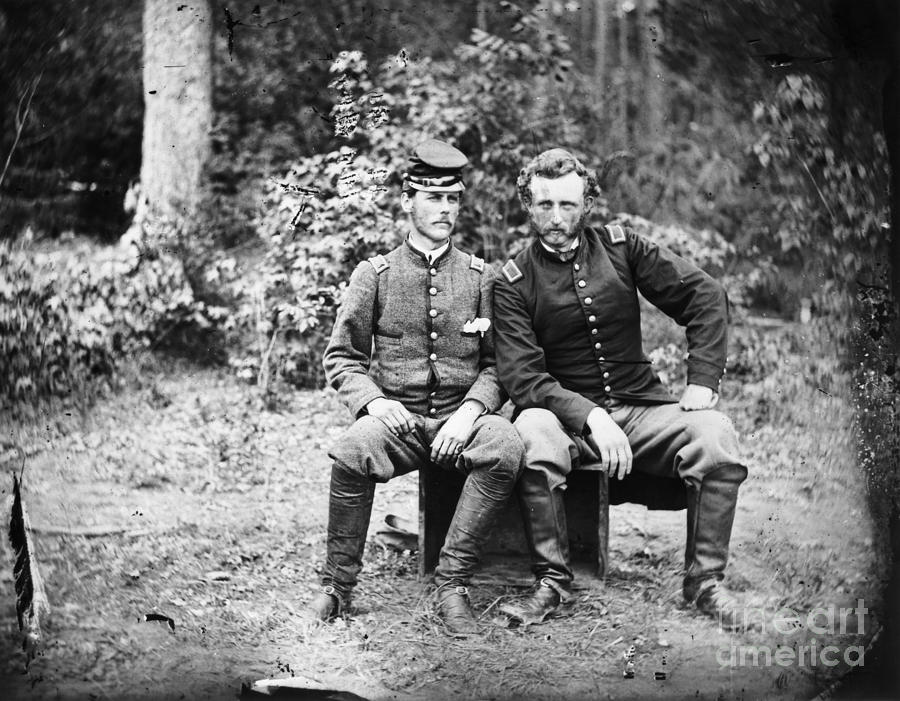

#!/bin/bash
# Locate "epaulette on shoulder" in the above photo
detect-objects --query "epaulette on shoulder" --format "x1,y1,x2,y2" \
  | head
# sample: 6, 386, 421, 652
501, 259, 523, 284
368, 254, 390, 274
469, 254, 485, 273
605, 224, 627, 244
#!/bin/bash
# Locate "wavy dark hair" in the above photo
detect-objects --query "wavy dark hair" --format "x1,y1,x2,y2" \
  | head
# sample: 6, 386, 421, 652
516, 148, 600, 208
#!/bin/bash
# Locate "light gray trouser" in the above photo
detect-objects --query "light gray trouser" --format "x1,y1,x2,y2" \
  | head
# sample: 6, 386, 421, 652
514, 402, 747, 598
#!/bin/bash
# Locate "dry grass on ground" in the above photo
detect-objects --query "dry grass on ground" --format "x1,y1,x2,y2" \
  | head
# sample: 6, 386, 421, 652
0, 340, 886, 700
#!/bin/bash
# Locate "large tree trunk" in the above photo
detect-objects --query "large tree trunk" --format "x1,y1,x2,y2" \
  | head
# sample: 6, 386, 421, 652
636, 0, 662, 140
476, 0, 487, 31
594, 0, 608, 104
613, 5, 630, 148
140, 0, 212, 220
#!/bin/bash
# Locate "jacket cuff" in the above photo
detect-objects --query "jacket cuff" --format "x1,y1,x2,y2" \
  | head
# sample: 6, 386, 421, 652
464, 375, 504, 415
559, 395, 600, 434
344, 378, 387, 419
686, 359, 723, 393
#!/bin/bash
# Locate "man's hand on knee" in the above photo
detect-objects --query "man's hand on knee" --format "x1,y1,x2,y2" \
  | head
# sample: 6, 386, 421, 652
679, 384, 719, 411
584, 407, 633, 480
366, 397, 415, 435
430, 400, 481, 464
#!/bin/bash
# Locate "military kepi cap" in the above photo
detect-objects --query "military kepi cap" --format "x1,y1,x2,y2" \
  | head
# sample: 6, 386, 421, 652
404, 138, 468, 192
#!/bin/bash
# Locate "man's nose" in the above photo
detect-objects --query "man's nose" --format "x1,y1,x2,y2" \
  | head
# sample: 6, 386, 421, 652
550, 205, 563, 224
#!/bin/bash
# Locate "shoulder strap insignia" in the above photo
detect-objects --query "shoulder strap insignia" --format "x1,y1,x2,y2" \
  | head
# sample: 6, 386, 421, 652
605, 224, 626, 244
501, 260, 523, 284
368, 254, 390, 274
469, 254, 485, 273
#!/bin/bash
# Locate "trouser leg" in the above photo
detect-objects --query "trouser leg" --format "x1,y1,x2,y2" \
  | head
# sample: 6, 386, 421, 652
320, 415, 424, 600
512, 408, 578, 595
433, 414, 524, 589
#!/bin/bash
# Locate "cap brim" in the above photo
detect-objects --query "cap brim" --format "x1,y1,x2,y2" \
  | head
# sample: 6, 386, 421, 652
406, 181, 466, 193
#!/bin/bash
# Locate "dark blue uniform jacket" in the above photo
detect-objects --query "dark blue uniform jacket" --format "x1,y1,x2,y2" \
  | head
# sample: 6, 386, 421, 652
493, 224, 728, 509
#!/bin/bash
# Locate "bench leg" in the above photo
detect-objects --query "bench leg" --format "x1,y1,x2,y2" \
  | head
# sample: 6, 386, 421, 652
418, 466, 464, 580
597, 471, 609, 578
418, 472, 428, 580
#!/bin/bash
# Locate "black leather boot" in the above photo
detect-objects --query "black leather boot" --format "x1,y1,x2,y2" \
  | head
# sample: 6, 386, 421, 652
433, 464, 516, 635
436, 585, 479, 637
499, 577, 567, 625
499, 468, 573, 624
303, 585, 348, 623
303, 461, 375, 621
683, 463, 747, 630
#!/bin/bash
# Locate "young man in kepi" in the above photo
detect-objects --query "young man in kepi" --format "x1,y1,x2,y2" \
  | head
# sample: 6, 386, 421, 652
304, 138, 524, 636
493, 148, 748, 629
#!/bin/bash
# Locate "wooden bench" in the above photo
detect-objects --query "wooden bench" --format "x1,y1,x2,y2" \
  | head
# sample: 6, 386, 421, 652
418, 464, 611, 581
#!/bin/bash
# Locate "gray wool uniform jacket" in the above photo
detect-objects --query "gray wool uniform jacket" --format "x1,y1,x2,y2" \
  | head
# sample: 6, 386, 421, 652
323, 239, 505, 421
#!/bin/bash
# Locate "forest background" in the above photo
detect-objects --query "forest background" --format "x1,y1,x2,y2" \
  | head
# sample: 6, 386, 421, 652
0, 1, 898, 699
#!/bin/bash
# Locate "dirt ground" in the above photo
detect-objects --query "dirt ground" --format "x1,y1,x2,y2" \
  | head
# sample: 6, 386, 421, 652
0, 352, 887, 700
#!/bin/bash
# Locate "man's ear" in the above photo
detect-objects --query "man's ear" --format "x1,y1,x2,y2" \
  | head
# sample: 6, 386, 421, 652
400, 191, 413, 213
584, 196, 595, 212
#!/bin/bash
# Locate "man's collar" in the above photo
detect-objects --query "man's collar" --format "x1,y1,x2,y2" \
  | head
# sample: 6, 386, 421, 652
539, 237, 580, 255
537, 234, 582, 263
405, 236, 451, 264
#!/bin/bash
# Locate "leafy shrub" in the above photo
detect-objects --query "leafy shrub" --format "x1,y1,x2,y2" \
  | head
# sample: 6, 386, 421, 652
612, 212, 735, 275
750, 74, 890, 313
0, 231, 225, 405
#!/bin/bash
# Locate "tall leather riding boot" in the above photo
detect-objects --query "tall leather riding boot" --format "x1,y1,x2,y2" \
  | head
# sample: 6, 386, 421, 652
434, 465, 514, 635
498, 468, 572, 624
683, 463, 747, 627
434, 466, 512, 588
518, 467, 573, 591
320, 461, 376, 604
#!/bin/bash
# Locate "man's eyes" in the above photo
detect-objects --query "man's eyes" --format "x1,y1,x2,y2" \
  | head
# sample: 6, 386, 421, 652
537, 202, 577, 210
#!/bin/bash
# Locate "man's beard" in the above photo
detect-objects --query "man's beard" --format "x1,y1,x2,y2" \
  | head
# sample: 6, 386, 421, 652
531, 210, 590, 250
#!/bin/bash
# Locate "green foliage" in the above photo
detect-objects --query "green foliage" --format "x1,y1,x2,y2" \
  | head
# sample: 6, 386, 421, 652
0, 232, 225, 405
656, 0, 890, 319
750, 74, 889, 294
613, 118, 753, 242
203, 0, 487, 249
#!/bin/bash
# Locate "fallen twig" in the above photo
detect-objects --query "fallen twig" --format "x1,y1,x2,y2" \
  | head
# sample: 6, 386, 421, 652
30, 524, 171, 538
479, 594, 505, 618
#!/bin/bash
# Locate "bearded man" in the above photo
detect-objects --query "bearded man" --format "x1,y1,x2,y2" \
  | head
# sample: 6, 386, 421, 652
492, 148, 748, 628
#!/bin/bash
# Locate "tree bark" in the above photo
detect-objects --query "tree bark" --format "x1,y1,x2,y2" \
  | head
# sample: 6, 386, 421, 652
578, 0, 591, 67
636, 0, 662, 139
616, 4, 630, 147
594, 0, 608, 110
140, 0, 212, 220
